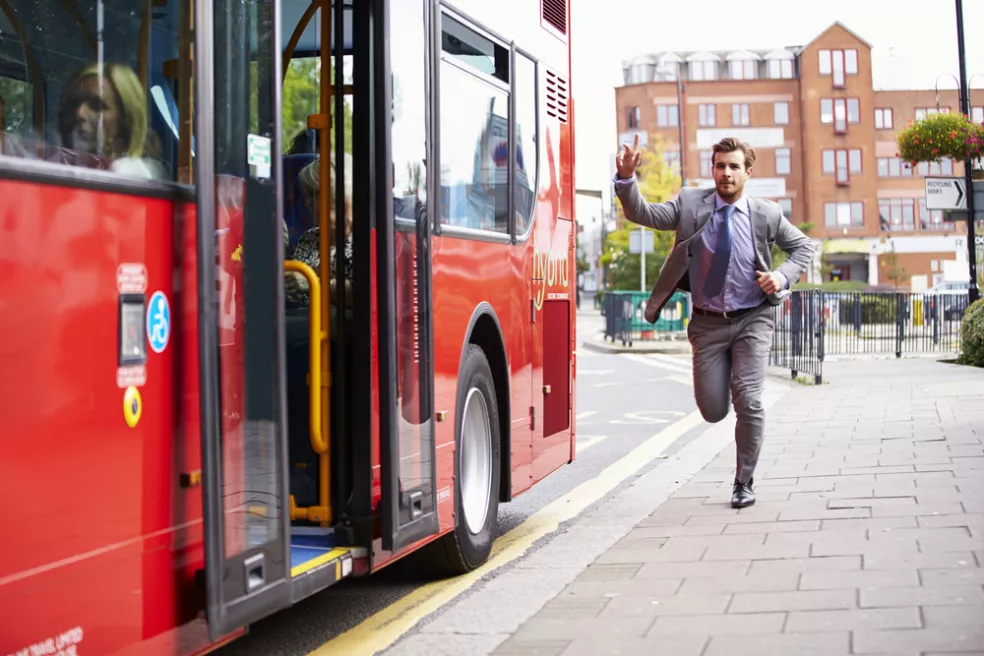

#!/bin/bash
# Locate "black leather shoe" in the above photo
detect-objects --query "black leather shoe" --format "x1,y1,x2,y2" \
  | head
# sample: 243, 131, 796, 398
732, 478, 755, 509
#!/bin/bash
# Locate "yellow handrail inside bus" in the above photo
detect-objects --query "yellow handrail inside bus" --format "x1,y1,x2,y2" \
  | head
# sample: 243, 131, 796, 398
284, 260, 331, 526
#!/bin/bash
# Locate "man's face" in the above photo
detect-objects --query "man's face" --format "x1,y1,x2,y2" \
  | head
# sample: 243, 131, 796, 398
712, 149, 750, 201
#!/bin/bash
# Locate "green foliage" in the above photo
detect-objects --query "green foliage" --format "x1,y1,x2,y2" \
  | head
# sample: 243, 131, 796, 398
282, 58, 353, 154
896, 111, 984, 165
603, 136, 680, 291
792, 280, 867, 292
960, 298, 984, 367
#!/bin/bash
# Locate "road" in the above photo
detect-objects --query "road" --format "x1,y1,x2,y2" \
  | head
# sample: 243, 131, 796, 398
217, 311, 702, 656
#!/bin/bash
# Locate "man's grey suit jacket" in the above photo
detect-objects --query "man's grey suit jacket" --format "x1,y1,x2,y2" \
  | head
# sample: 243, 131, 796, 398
614, 182, 816, 324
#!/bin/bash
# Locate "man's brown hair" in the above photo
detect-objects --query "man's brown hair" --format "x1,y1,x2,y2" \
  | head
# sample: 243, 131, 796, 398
711, 137, 756, 169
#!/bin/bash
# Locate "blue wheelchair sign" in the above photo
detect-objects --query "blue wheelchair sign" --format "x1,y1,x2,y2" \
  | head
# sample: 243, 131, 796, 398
147, 291, 171, 353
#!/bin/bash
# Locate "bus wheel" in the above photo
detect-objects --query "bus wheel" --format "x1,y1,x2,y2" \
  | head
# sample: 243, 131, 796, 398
433, 344, 501, 575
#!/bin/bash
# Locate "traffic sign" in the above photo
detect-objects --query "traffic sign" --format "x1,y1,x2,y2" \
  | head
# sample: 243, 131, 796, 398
629, 229, 654, 254
925, 176, 967, 210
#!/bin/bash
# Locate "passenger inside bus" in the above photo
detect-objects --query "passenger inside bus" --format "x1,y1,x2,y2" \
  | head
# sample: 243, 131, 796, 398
3, 61, 165, 181
283, 148, 354, 309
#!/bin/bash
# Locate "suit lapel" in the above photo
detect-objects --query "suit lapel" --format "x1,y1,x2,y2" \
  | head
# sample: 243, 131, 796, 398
694, 190, 716, 233
748, 198, 769, 270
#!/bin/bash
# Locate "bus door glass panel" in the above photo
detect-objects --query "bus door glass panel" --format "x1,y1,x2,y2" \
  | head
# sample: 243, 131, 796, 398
200, 0, 290, 638
384, 0, 438, 550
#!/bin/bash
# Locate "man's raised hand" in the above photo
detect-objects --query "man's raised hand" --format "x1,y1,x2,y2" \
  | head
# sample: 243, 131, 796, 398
615, 133, 643, 180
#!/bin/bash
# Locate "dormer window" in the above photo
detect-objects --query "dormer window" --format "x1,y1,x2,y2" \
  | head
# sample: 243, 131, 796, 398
765, 49, 795, 79
687, 51, 719, 81
726, 51, 760, 80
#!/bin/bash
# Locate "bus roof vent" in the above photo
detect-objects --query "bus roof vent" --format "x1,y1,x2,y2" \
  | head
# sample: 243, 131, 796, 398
545, 70, 568, 124
541, 0, 567, 35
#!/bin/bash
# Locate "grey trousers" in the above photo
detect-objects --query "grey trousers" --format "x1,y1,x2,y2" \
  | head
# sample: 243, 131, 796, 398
687, 303, 775, 485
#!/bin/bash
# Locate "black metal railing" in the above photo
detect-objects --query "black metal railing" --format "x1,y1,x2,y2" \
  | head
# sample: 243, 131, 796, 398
770, 290, 825, 384
819, 291, 967, 357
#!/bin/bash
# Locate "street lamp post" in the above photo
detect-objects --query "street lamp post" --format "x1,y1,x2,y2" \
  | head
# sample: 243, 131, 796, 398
955, 0, 980, 303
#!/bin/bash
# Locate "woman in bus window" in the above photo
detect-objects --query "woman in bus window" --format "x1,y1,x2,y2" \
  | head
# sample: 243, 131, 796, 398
52, 61, 164, 180
284, 151, 353, 308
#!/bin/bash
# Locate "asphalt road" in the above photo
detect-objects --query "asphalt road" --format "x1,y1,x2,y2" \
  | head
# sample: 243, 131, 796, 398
216, 311, 701, 656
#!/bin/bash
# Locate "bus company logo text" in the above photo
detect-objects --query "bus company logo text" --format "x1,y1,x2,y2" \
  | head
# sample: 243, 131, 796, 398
532, 248, 570, 311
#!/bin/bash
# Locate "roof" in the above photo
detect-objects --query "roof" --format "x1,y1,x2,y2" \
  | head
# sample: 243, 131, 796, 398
801, 21, 873, 50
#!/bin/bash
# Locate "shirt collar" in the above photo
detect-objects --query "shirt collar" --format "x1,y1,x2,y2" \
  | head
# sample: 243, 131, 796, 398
714, 193, 749, 217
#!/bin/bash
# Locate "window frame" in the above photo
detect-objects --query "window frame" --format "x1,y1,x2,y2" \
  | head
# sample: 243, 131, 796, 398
773, 101, 789, 125
824, 200, 864, 227
432, 8, 542, 243
874, 107, 893, 129
0, 6, 197, 200
732, 102, 749, 126
698, 103, 716, 127
657, 104, 679, 127
775, 147, 791, 176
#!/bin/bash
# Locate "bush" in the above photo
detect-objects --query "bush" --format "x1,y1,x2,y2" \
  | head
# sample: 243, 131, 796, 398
961, 299, 984, 367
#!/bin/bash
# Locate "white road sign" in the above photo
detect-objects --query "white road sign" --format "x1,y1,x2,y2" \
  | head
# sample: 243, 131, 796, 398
925, 176, 967, 210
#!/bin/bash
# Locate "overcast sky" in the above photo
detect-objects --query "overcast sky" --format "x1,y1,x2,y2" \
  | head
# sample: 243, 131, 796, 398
570, 0, 984, 218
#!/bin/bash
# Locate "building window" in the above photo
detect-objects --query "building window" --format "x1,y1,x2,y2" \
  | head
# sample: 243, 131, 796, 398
879, 199, 916, 232
847, 98, 860, 124
915, 107, 950, 120
825, 201, 863, 227
732, 103, 750, 126
768, 58, 794, 80
700, 150, 712, 177
820, 98, 833, 124
973, 107, 984, 123
917, 159, 954, 176
775, 148, 791, 175
822, 149, 862, 182
834, 98, 847, 133
774, 101, 789, 125
819, 48, 857, 85
835, 150, 850, 185
778, 198, 793, 218
919, 199, 951, 231
698, 103, 716, 127
730, 59, 758, 80
663, 150, 680, 174
627, 107, 639, 129
822, 150, 835, 174
874, 108, 894, 129
657, 105, 678, 127
877, 157, 913, 177
689, 60, 717, 81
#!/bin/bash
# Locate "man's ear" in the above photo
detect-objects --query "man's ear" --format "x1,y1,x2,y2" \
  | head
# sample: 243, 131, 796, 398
746, 166, 753, 179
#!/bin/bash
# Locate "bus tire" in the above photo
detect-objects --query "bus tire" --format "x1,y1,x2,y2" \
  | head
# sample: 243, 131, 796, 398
433, 344, 501, 575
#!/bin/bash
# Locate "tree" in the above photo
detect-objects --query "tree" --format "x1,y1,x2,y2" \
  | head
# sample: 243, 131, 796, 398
881, 241, 907, 289
601, 136, 680, 290
281, 58, 353, 154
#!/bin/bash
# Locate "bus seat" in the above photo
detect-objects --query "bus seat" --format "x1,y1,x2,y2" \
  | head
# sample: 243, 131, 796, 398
283, 153, 318, 249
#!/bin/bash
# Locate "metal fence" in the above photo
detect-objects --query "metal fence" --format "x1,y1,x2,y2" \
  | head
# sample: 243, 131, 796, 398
770, 290, 825, 384
601, 288, 970, 382
602, 291, 691, 346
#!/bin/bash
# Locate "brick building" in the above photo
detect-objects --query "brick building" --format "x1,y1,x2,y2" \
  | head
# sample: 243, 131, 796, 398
615, 22, 984, 290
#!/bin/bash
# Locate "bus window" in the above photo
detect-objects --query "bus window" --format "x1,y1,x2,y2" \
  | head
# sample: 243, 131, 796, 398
0, 0, 194, 184
438, 16, 510, 234
513, 52, 537, 236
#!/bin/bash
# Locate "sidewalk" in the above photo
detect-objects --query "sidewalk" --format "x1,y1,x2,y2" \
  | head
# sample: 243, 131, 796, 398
389, 357, 984, 656
498, 358, 984, 656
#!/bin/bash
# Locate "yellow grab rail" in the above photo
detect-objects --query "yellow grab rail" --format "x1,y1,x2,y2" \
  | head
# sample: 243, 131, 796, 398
284, 260, 331, 526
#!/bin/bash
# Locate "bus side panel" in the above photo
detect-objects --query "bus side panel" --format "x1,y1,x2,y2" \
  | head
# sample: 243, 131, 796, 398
0, 182, 207, 656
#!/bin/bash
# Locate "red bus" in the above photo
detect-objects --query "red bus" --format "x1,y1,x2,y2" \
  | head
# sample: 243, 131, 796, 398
0, 0, 576, 654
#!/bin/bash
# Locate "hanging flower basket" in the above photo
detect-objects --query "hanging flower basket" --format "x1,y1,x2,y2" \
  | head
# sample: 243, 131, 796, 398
896, 111, 984, 167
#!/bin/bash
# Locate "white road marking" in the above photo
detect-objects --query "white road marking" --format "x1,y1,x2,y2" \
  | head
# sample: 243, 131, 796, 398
576, 411, 597, 420
576, 435, 609, 453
